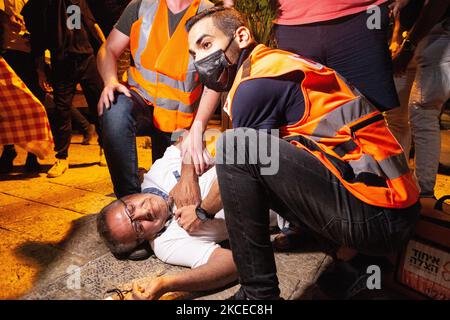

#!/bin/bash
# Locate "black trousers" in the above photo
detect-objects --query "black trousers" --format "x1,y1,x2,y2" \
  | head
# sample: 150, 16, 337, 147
216, 128, 420, 299
51, 53, 103, 159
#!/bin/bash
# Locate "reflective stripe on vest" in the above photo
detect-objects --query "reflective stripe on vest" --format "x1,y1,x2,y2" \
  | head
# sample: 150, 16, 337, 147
226, 44, 419, 208
128, 0, 212, 132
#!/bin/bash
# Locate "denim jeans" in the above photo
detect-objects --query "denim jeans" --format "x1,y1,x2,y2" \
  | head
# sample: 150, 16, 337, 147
385, 19, 450, 196
101, 92, 172, 198
216, 128, 420, 299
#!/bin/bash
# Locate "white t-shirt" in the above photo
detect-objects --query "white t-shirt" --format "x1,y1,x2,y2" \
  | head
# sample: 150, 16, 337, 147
141, 146, 228, 268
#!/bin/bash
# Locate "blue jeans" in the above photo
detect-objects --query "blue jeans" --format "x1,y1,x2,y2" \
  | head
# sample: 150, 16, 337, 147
101, 92, 172, 198
216, 128, 420, 299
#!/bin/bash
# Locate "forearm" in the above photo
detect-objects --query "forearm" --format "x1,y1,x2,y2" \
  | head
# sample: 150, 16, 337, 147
201, 179, 222, 215
407, 0, 449, 46
194, 88, 221, 132
97, 43, 119, 85
162, 248, 237, 293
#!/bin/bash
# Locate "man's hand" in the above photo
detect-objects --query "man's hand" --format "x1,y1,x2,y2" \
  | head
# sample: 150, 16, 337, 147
37, 69, 52, 93
181, 123, 214, 176
97, 79, 131, 116
169, 174, 201, 208
392, 46, 415, 76
131, 278, 166, 300
175, 205, 203, 234
389, 0, 410, 18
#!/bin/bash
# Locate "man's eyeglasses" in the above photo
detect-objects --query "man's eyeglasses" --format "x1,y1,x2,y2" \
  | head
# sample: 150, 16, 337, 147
118, 198, 146, 240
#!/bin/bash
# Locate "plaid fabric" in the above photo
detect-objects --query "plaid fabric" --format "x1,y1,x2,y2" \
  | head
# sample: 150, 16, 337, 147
0, 57, 53, 159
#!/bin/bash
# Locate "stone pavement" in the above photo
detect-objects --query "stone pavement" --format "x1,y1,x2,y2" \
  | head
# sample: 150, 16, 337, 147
1, 131, 449, 300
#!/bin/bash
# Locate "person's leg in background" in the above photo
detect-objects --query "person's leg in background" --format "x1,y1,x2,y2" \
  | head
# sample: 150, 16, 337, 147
274, 23, 325, 64
215, 129, 418, 299
409, 21, 450, 198
70, 105, 95, 145
385, 66, 416, 155
0, 50, 46, 173
78, 54, 105, 164
324, 4, 399, 112
47, 58, 77, 178
101, 93, 156, 198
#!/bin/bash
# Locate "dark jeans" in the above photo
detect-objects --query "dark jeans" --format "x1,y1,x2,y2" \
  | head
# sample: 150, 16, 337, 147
51, 53, 103, 159
216, 128, 420, 299
274, 3, 399, 112
101, 92, 173, 198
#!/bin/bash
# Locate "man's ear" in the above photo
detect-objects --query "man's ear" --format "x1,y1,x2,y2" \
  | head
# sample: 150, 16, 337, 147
235, 26, 252, 49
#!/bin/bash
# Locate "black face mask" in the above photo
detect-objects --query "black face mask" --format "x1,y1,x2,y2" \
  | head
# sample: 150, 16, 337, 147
194, 37, 238, 92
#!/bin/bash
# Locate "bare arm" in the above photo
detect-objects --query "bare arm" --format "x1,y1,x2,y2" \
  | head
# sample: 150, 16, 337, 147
183, 87, 221, 176
201, 178, 222, 216
132, 247, 237, 299
174, 178, 223, 234
96, 28, 131, 114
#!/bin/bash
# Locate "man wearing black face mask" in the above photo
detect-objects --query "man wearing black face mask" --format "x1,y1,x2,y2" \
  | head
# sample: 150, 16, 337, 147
193, 35, 237, 92
185, 7, 420, 300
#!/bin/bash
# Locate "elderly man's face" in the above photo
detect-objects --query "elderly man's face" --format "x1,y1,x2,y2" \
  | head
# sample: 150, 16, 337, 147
106, 193, 170, 246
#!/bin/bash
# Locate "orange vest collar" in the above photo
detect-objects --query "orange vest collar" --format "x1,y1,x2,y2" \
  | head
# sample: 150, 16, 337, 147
141, 0, 200, 81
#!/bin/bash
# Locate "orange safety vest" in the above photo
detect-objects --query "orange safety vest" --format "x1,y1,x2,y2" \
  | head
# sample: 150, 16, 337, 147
225, 44, 419, 209
128, 0, 213, 132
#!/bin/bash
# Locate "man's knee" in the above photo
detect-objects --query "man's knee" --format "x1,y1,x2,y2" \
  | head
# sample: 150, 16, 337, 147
101, 94, 135, 131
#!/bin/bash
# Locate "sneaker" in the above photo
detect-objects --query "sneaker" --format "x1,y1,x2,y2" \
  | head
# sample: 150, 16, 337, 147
99, 148, 107, 167
0, 148, 17, 174
24, 153, 41, 173
81, 124, 96, 145
47, 159, 68, 178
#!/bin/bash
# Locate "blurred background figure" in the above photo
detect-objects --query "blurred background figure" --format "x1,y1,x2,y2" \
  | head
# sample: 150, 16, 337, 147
387, 0, 450, 202
0, 0, 44, 173
22, 0, 106, 178
87, 0, 131, 79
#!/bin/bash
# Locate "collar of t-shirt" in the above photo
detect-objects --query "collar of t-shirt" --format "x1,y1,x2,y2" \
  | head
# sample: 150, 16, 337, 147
168, 6, 189, 37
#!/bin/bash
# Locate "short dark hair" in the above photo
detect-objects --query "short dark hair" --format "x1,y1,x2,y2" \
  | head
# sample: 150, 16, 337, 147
96, 200, 139, 256
185, 6, 249, 38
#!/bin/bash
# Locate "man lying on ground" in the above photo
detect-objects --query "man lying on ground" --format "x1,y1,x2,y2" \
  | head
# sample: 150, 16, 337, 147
97, 142, 279, 299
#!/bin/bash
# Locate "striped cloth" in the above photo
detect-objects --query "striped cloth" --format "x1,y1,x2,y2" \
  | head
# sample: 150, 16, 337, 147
0, 57, 53, 159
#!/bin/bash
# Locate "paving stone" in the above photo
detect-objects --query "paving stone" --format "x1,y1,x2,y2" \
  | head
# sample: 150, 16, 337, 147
196, 251, 333, 300
51, 214, 110, 260
3, 205, 85, 244
0, 229, 86, 299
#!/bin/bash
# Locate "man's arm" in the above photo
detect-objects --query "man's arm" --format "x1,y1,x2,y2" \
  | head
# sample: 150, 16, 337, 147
96, 28, 131, 115
132, 247, 237, 300
174, 178, 222, 234
183, 87, 221, 175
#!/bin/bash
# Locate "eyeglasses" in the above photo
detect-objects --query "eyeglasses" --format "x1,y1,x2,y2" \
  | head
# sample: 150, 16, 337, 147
118, 198, 146, 240
106, 288, 133, 300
